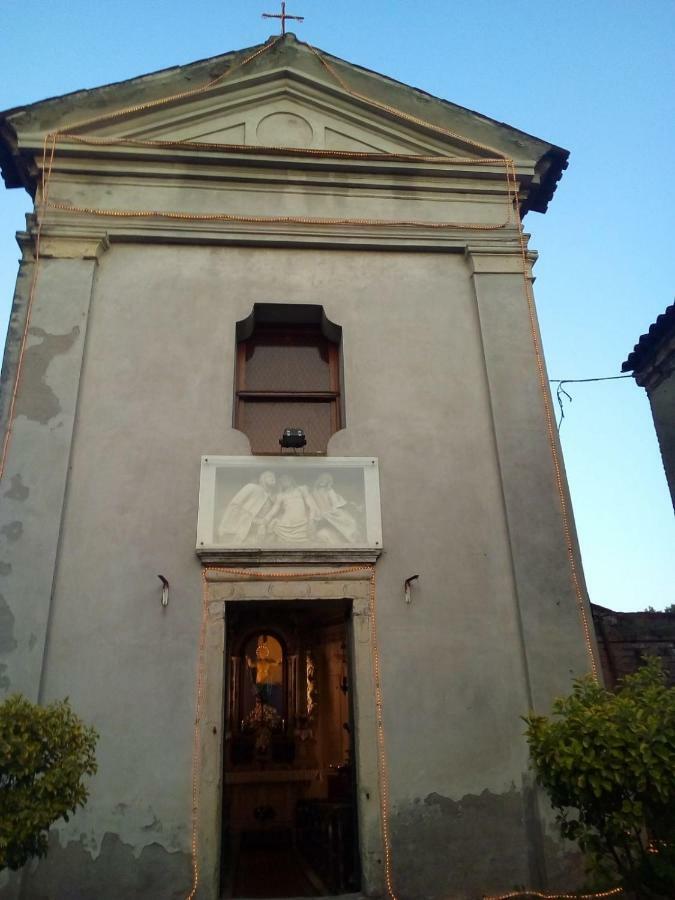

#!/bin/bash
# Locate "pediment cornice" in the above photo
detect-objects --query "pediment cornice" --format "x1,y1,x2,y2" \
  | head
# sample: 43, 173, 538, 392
76, 67, 492, 158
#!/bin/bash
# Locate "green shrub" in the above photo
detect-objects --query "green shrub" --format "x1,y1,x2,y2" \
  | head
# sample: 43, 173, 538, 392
524, 657, 675, 899
0, 694, 98, 871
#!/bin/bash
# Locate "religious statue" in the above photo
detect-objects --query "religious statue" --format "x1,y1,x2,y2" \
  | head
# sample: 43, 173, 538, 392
217, 471, 276, 544
246, 635, 282, 708
243, 635, 284, 757
243, 695, 282, 757
260, 474, 320, 543
311, 473, 360, 544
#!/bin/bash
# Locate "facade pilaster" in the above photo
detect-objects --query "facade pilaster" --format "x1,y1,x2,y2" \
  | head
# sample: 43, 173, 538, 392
0, 231, 109, 701
466, 245, 597, 713
467, 244, 599, 888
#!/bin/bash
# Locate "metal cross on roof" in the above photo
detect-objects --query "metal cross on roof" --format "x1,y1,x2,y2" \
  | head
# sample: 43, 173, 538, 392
262, 1, 304, 35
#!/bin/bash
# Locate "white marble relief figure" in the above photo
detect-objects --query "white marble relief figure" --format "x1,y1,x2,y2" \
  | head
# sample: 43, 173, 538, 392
260, 474, 319, 544
311, 473, 360, 544
217, 471, 276, 544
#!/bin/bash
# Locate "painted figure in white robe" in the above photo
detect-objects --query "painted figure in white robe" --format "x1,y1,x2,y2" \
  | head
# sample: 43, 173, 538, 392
261, 475, 319, 544
312, 473, 360, 544
217, 471, 276, 544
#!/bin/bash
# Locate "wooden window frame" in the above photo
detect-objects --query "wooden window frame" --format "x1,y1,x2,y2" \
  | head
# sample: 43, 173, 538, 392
234, 325, 342, 454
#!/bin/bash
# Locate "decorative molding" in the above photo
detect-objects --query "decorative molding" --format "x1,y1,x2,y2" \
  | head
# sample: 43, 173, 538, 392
33, 217, 524, 253
204, 566, 374, 584
198, 549, 382, 566
465, 245, 537, 276
17, 67, 502, 158
29, 142, 525, 181
17, 229, 110, 261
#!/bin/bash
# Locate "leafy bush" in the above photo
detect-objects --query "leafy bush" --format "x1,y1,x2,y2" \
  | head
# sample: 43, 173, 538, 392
524, 657, 675, 899
0, 694, 98, 871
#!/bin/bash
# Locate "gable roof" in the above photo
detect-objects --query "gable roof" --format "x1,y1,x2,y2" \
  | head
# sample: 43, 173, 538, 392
0, 33, 568, 215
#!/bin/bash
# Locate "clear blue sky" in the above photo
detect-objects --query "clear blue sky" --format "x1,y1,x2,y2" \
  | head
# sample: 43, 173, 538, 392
1, 1, 673, 610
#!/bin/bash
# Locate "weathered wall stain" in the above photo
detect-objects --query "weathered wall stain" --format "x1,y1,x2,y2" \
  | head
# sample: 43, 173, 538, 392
0, 561, 11, 575
389, 787, 583, 899
4, 474, 29, 501
0, 662, 10, 690
0, 593, 17, 653
1, 521, 23, 541
141, 812, 163, 833
0, 265, 30, 397
15, 326, 79, 424
389, 787, 532, 899
20, 832, 192, 900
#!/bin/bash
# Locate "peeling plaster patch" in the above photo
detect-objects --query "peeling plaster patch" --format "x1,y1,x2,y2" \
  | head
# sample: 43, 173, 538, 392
1, 520, 23, 541
22, 831, 192, 900
28, 633, 37, 650
0, 594, 17, 652
390, 787, 583, 898
390, 787, 531, 898
78, 832, 99, 854
15, 325, 79, 424
0, 561, 11, 576
114, 802, 129, 815
4, 473, 29, 501
0, 663, 10, 690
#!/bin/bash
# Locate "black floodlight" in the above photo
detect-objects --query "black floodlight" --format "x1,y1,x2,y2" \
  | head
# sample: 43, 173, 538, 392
280, 428, 307, 449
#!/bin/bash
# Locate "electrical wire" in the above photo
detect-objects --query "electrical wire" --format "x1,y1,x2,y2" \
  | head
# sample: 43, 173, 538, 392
549, 376, 633, 429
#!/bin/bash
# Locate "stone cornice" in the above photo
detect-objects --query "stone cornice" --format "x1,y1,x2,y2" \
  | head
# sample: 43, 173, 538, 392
30, 217, 526, 253
16, 228, 110, 261
198, 549, 382, 566
465, 244, 537, 276
23, 138, 532, 185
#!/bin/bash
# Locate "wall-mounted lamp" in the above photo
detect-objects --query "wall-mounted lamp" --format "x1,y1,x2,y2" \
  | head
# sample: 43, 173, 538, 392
157, 574, 170, 608
404, 574, 419, 605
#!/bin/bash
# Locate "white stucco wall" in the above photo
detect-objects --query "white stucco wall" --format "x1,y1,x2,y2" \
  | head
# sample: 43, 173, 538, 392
0, 240, 592, 897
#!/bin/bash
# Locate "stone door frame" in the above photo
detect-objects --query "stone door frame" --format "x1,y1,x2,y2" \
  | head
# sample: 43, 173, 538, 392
196, 566, 385, 899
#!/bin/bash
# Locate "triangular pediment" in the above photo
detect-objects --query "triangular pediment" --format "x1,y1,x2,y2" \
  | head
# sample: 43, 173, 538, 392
66, 69, 493, 159
0, 34, 569, 212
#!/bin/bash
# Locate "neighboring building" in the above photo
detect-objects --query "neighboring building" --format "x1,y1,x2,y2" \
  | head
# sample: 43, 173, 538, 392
622, 302, 675, 513
592, 603, 675, 688
0, 34, 597, 900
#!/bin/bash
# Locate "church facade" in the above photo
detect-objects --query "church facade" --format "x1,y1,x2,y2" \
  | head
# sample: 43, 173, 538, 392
0, 34, 597, 900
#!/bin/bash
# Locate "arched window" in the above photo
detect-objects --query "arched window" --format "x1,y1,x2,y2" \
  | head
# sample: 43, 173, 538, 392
234, 304, 342, 454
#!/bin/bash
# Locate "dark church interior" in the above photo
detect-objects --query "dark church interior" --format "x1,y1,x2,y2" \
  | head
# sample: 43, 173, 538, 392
221, 599, 360, 897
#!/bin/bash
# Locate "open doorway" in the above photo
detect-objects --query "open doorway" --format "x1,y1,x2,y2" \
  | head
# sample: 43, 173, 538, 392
221, 599, 360, 898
